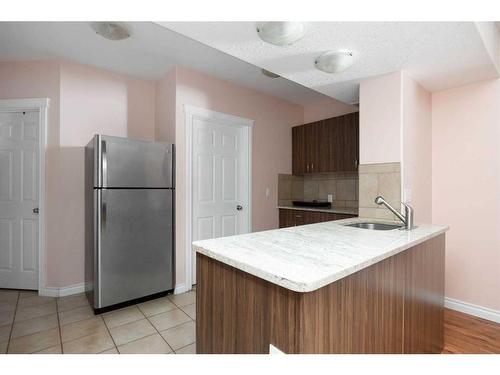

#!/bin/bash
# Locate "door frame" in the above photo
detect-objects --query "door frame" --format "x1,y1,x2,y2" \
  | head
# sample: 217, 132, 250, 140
183, 105, 253, 293
0, 98, 49, 293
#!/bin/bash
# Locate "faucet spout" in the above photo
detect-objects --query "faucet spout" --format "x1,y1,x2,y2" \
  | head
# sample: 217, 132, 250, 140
374, 196, 414, 230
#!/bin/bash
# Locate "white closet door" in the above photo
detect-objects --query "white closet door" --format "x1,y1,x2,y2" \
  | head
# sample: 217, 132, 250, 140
191, 116, 250, 283
0, 110, 39, 290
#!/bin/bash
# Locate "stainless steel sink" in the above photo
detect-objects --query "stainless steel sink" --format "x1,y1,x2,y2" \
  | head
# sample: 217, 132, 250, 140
344, 222, 403, 230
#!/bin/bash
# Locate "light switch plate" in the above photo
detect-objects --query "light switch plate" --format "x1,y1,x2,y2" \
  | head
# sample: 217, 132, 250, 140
327, 194, 333, 203
265, 187, 270, 199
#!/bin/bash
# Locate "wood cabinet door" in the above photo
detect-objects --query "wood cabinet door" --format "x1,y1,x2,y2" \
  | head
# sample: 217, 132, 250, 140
291, 112, 359, 175
292, 126, 307, 175
279, 209, 292, 228
305, 123, 322, 174
280, 209, 357, 227
316, 120, 330, 173
338, 112, 359, 172
279, 209, 306, 227
325, 113, 359, 172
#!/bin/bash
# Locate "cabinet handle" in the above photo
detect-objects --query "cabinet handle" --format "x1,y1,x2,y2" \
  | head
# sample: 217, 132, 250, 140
306, 164, 309, 173
311, 162, 314, 172
295, 215, 302, 218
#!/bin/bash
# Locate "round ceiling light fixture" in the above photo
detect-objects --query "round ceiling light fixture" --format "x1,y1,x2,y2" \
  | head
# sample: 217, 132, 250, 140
315, 50, 354, 73
256, 22, 306, 46
261, 68, 280, 78
90, 22, 130, 41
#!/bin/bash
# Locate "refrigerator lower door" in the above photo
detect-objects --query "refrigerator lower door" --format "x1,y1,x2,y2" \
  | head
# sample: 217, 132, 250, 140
95, 188, 173, 308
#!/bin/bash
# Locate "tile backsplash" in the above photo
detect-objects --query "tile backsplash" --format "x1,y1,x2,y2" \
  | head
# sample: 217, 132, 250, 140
278, 172, 358, 209
358, 162, 401, 220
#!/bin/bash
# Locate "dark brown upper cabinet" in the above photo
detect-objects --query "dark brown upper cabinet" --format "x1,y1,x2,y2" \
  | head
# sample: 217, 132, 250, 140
292, 112, 359, 174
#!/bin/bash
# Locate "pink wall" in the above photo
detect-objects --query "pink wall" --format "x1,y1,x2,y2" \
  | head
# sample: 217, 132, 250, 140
359, 72, 402, 164
46, 61, 156, 287
432, 79, 500, 311
172, 66, 304, 287
303, 97, 358, 123
401, 72, 432, 223
60, 61, 156, 145
0, 61, 60, 147
155, 67, 176, 143
0, 60, 157, 288
359, 71, 433, 223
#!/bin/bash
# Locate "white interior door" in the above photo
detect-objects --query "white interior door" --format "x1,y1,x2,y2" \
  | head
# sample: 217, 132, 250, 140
0, 110, 39, 290
191, 115, 251, 284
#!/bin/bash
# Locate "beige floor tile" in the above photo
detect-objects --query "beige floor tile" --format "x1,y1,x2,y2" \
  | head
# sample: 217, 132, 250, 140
33, 344, 62, 354
8, 327, 60, 354
57, 294, 89, 312
160, 321, 195, 350
0, 340, 7, 354
0, 290, 18, 303
0, 310, 15, 326
58, 305, 95, 326
175, 343, 196, 354
99, 347, 118, 354
168, 291, 196, 307
11, 313, 58, 339
103, 306, 144, 329
61, 316, 106, 343
118, 333, 172, 354
137, 297, 177, 317
181, 304, 196, 320
63, 330, 114, 354
149, 308, 191, 331
19, 291, 38, 299
15, 301, 56, 322
0, 323, 12, 342
17, 295, 56, 309
109, 318, 156, 346
0, 300, 17, 313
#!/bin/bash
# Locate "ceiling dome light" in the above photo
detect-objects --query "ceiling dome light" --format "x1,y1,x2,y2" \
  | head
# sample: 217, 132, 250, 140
315, 50, 354, 73
256, 22, 306, 46
91, 22, 130, 41
261, 69, 280, 78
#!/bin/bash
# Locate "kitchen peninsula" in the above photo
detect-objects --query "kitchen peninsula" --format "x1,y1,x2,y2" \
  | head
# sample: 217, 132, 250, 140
193, 218, 448, 354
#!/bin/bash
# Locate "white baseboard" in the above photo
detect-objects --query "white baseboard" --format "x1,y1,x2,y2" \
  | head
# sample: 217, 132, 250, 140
445, 297, 500, 323
174, 283, 191, 294
39, 282, 86, 298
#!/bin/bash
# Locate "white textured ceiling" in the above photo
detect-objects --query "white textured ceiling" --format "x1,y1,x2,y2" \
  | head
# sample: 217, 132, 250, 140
0, 22, 333, 106
159, 22, 500, 104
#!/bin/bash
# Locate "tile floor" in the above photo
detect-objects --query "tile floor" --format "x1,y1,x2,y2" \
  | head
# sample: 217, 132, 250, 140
0, 288, 196, 354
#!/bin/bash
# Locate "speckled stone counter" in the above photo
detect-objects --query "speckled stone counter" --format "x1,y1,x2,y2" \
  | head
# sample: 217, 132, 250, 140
192, 217, 448, 292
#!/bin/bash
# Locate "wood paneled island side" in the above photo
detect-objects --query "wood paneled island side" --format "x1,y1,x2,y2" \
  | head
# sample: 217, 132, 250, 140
193, 219, 447, 354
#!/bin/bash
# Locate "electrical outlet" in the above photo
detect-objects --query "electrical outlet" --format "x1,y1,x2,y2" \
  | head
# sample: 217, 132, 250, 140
265, 187, 270, 199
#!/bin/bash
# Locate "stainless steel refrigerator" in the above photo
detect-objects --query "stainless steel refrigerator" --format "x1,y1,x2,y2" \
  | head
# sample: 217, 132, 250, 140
85, 135, 174, 312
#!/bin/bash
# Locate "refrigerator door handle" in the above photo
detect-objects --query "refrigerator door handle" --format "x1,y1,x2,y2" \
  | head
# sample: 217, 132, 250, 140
96, 189, 102, 307
102, 139, 108, 187
101, 194, 107, 231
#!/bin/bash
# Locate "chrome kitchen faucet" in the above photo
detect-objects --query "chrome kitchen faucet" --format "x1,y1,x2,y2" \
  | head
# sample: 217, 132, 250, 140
374, 196, 415, 230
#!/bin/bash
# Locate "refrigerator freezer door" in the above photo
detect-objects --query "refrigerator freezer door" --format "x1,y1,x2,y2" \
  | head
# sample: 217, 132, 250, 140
99, 135, 173, 188
96, 189, 173, 308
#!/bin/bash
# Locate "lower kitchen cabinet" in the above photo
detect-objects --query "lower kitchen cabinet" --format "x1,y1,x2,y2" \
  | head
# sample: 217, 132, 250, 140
279, 208, 356, 228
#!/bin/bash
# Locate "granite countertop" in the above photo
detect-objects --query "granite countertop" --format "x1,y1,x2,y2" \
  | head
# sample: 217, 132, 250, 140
192, 218, 449, 293
277, 205, 358, 215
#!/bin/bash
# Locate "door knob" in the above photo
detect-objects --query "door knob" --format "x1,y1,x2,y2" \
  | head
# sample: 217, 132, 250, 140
236, 205, 243, 211
33, 207, 39, 214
